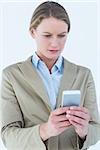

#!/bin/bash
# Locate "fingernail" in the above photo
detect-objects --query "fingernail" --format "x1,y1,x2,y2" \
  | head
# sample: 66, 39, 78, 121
70, 107, 74, 109
67, 110, 70, 114
66, 114, 70, 118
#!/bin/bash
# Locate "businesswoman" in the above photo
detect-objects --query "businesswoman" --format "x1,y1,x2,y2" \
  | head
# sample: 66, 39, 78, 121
1, 1, 100, 150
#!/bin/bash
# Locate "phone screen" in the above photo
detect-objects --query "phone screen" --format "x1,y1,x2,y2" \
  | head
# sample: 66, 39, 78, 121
61, 90, 81, 107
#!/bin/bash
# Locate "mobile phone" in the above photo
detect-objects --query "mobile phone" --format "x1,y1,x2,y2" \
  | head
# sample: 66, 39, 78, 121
61, 90, 81, 107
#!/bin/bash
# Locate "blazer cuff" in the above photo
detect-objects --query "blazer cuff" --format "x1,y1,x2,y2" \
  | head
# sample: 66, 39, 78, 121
31, 124, 46, 150
77, 124, 100, 150
77, 135, 87, 149
1, 123, 46, 150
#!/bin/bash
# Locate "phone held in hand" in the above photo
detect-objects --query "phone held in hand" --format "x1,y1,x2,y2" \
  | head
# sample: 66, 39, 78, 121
61, 90, 81, 107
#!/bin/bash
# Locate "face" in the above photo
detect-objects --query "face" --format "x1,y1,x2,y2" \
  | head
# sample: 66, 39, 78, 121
31, 17, 68, 61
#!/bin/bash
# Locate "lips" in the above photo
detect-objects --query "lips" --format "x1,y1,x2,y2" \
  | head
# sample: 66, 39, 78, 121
48, 49, 59, 52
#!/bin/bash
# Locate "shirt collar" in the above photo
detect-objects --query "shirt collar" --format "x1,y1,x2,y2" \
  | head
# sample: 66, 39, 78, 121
32, 51, 40, 68
32, 51, 63, 73
53, 55, 63, 73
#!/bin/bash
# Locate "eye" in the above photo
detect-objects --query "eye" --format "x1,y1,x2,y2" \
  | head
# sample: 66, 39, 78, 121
58, 34, 66, 38
43, 35, 51, 37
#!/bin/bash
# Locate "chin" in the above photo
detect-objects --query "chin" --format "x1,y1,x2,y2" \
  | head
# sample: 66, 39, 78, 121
47, 55, 59, 60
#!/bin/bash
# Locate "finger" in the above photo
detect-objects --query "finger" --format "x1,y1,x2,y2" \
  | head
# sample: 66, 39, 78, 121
52, 107, 70, 116
69, 106, 89, 114
52, 114, 69, 123
66, 110, 90, 121
66, 114, 87, 126
69, 119, 82, 130
57, 120, 71, 128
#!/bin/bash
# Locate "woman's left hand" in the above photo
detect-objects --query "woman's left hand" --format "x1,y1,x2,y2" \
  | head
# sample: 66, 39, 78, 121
66, 106, 90, 139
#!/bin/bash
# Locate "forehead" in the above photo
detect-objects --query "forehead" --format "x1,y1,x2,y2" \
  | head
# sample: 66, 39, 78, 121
36, 17, 68, 33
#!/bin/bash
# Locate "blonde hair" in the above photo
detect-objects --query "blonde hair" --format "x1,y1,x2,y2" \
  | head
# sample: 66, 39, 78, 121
29, 1, 70, 32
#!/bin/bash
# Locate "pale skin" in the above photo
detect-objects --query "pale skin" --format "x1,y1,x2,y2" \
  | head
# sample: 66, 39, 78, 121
30, 17, 90, 141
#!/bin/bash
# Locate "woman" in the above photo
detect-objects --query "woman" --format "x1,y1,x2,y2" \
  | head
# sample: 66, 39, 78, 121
1, 1, 100, 150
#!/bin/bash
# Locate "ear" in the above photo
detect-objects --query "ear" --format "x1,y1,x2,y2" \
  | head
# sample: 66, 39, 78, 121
29, 28, 36, 38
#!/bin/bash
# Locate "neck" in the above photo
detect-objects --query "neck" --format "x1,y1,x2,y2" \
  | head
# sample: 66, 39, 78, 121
36, 52, 58, 72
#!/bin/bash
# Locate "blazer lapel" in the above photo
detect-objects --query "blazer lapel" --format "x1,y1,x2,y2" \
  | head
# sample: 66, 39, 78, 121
56, 59, 77, 108
18, 56, 52, 112
17, 57, 77, 110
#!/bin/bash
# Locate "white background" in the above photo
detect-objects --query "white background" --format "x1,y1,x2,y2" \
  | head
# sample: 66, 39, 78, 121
0, 0, 100, 150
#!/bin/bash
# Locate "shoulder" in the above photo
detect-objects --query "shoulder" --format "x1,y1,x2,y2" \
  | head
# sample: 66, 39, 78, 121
63, 58, 91, 75
2, 56, 32, 76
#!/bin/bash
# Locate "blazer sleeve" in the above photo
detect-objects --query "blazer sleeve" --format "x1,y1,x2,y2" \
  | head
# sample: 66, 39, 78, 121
77, 70, 100, 150
0, 69, 46, 150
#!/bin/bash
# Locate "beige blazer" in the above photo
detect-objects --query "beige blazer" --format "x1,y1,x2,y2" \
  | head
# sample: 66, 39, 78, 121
0, 56, 100, 150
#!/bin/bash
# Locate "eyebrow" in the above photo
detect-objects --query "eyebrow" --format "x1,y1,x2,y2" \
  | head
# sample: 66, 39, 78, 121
43, 32, 67, 34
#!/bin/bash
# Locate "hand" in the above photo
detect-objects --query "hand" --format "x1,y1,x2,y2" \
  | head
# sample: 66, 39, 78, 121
66, 106, 90, 139
40, 107, 71, 141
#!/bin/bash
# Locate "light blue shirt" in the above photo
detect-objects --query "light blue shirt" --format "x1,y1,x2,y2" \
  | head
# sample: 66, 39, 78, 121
32, 52, 64, 109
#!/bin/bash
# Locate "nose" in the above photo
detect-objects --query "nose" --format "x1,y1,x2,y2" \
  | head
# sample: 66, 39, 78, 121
50, 37, 59, 48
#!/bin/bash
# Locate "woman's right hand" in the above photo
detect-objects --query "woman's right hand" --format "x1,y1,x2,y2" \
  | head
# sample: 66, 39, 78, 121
40, 107, 71, 141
